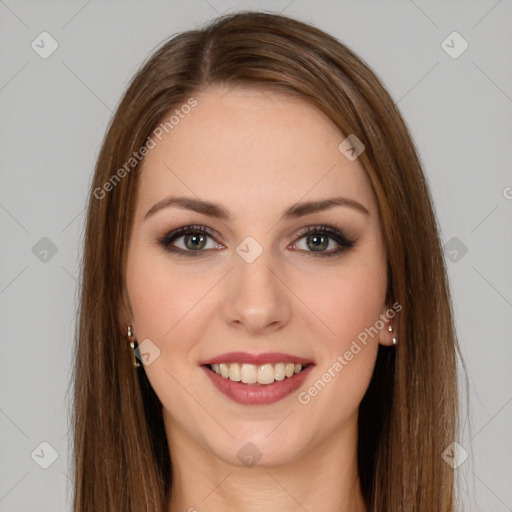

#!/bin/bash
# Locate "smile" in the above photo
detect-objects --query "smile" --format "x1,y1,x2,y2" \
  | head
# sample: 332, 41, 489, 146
207, 362, 310, 384
201, 364, 314, 405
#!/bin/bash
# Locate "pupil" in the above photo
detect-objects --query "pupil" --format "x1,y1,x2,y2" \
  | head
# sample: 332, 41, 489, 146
308, 234, 327, 251
185, 233, 206, 250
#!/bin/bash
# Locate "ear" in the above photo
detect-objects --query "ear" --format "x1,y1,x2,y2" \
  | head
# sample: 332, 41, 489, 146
117, 288, 135, 337
377, 302, 398, 347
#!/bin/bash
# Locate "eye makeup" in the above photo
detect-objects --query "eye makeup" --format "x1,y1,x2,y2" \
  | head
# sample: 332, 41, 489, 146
156, 223, 357, 259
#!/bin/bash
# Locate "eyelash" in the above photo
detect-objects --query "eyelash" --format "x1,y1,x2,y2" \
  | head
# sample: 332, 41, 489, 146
157, 224, 356, 258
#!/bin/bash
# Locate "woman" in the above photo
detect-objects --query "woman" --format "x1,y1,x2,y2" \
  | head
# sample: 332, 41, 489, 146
71, 10, 465, 511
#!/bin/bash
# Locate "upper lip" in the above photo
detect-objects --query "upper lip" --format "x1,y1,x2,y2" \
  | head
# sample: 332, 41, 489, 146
200, 352, 315, 366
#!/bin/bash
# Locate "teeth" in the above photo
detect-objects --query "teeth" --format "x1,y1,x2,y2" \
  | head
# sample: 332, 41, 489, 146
228, 362, 241, 381
209, 362, 308, 384
241, 363, 257, 384
274, 362, 285, 381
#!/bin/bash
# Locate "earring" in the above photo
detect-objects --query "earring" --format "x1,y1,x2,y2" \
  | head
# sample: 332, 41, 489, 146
127, 326, 141, 367
388, 324, 398, 346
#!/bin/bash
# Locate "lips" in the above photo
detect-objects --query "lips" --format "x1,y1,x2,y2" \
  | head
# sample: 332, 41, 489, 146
199, 351, 315, 405
201, 364, 314, 405
199, 351, 314, 366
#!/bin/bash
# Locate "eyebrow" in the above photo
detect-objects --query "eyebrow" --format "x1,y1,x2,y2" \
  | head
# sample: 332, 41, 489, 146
144, 195, 370, 221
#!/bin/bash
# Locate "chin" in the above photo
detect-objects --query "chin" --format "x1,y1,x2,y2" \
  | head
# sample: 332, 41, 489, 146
207, 427, 307, 469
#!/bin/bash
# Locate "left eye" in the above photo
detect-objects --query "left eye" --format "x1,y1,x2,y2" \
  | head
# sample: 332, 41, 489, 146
293, 233, 340, 252
290, 225, 356, 258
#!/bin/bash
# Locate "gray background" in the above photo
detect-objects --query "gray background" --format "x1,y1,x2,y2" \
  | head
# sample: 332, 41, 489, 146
1, 0, 511, 510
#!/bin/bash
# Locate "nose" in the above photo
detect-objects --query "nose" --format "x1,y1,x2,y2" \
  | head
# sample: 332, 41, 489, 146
222, 246, 292, 336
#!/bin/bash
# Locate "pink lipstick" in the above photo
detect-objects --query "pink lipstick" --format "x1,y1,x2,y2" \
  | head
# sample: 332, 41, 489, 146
200, 351, 315, 405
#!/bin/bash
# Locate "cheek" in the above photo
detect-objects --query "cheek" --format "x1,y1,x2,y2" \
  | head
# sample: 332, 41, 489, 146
294, 262, 384, 428
125, 248, 211, 346
302, 252, 387, 353
125, 249, 214, 408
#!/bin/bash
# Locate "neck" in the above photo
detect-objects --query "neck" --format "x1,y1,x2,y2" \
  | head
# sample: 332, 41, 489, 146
165, 412, 367, 512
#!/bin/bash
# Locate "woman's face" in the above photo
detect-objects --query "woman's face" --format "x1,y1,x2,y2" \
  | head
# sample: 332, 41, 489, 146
125, 86, 393, 468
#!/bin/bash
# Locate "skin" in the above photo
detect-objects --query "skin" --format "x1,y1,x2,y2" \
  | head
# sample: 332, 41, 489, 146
124, 85, 396, 512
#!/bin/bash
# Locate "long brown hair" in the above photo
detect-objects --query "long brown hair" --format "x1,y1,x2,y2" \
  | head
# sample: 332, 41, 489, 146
70, 10, 465, 511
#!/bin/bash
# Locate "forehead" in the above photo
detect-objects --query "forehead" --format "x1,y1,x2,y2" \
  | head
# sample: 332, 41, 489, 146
136, 86, 377, 220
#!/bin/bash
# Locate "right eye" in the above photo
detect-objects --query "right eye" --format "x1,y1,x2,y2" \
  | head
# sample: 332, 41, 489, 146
157, 225, 223, 256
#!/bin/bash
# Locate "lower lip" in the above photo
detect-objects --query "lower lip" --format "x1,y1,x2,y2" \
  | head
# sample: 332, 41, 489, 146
201, 365, 314, 405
